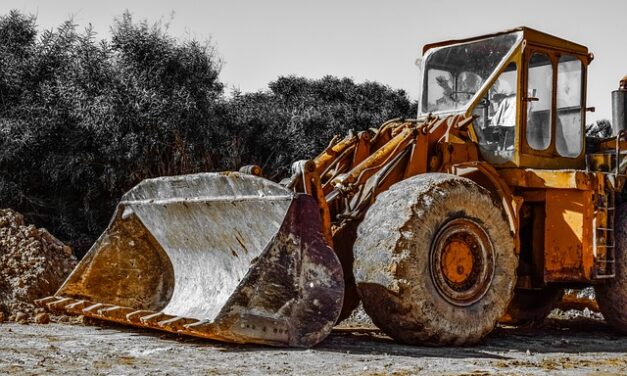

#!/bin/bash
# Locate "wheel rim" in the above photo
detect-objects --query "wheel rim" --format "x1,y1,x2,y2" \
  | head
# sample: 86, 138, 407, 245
429, 218, 495, 307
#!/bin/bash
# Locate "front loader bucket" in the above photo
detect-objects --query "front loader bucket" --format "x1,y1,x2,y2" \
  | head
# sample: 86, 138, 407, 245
37, 172, 344, 347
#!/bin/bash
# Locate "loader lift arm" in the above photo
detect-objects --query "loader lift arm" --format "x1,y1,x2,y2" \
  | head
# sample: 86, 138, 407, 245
287, 115, 478, 244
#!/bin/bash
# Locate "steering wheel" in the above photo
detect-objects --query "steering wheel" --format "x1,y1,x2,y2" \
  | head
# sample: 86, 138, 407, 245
447, 91, 475, 103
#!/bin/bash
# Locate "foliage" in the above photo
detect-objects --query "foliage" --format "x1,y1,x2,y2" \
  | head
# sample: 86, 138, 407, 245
0, 11, 224, 253
220, 76, 416, 178
0, 10, 416, 255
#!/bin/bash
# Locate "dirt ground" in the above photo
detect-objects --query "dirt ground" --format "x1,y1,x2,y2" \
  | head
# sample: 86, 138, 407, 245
1, 315, 626, 376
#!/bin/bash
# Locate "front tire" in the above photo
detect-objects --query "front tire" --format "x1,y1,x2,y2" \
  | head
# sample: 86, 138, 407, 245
354, 174, 517, 345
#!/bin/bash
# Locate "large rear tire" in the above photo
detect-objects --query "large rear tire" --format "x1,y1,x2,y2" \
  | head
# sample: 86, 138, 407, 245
595, 202, 627, 333
354, 174, 517, 345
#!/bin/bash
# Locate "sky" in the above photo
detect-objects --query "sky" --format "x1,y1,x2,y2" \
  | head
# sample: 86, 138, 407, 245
2, 0, 626, 122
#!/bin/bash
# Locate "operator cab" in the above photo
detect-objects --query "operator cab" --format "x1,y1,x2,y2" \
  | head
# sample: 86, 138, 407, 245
418, 27, 592, 169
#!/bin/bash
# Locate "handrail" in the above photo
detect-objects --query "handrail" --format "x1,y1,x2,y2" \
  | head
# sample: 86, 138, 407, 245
615, 130, 627, 175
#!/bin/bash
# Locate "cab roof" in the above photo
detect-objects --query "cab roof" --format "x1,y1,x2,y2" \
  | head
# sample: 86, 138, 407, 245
422, 27, 589, 57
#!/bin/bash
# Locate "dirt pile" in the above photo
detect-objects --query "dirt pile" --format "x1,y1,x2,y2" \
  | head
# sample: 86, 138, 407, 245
0, 209, 77, 322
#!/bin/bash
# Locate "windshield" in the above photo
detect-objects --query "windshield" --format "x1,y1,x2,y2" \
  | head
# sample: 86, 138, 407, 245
420, 32, 522, 115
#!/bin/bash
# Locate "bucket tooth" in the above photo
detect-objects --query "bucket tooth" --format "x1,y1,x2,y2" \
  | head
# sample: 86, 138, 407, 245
140, 312, 176, 327
98, 306, 136, 321
45, 297, 73, 312
184, 320, 211, 330
65, 300, 90, 314
34, 296, 59, 307
126, 310, 156, 323
95, 304, 117, 315
82, 303, 106, 314
158, 316, 199, 331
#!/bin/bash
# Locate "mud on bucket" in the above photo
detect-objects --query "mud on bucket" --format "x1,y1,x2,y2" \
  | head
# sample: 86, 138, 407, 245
37, 172, 344, 347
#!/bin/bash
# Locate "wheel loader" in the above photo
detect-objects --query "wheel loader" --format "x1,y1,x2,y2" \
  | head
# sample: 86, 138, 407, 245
37, 27, 627, 347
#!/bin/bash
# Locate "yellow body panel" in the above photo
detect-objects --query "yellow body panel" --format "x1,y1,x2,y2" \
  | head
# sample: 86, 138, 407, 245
499, 169, 597, 190
543, 189, 594, 281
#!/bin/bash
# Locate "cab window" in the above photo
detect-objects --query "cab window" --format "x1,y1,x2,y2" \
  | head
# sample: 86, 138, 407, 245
420, 32, 522, 114
472, 61, 518, 163
425, 69, 482, 112
556, 56, 583, 157
526, 53, 553, 150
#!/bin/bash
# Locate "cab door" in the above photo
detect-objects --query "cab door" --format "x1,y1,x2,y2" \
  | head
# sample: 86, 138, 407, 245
518, 46, 587, 169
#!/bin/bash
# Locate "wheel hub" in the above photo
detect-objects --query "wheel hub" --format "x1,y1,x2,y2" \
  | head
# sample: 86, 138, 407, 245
441, 240, 474, 283
430, 218, 495, 306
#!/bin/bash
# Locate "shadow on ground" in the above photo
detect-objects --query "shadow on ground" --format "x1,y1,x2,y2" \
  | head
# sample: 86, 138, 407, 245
84, 316, 626, 360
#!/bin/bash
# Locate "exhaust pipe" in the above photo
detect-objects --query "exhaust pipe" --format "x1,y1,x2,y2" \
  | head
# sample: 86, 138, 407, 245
611, 75, 627, 135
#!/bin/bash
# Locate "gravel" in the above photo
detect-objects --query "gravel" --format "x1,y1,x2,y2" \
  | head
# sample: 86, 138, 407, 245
0, 317, 625, 375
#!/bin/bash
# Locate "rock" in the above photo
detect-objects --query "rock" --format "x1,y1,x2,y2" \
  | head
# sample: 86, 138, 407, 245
56, 315, 69, 323
35, 312, 50, 324
15, 311, 29, 323
583, 308, 592, 318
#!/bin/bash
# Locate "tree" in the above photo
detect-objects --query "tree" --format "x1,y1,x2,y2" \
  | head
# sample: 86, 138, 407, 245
221, 75, 416, 178
0, 11, 223, 255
